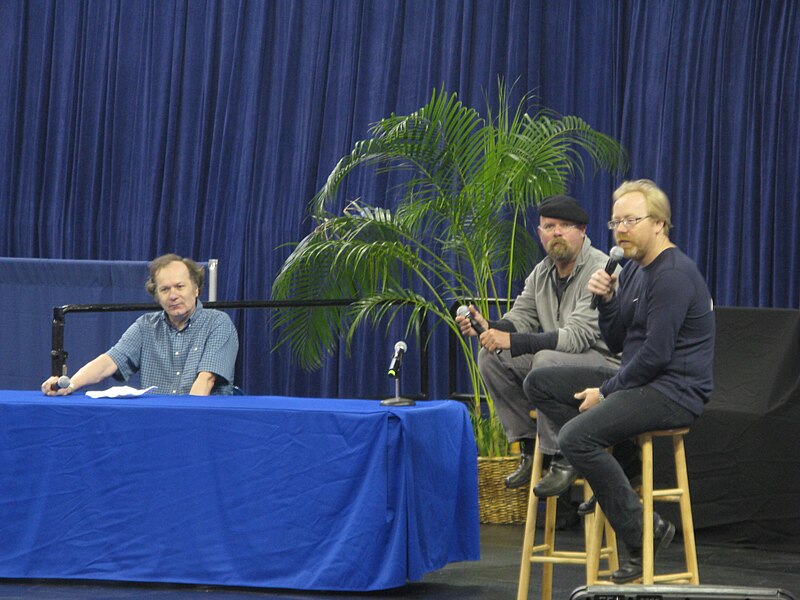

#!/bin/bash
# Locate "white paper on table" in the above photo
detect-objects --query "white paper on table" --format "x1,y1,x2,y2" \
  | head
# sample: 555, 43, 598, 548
85, 386, 158, 398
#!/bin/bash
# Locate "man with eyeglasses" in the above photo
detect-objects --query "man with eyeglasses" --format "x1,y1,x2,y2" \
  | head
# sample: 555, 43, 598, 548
456, 195, 622, 495
524, 179, 715, 583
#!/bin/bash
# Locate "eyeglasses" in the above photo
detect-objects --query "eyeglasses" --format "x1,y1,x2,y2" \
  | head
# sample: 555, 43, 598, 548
607, 215, 651, 230
538, 223, 579, 233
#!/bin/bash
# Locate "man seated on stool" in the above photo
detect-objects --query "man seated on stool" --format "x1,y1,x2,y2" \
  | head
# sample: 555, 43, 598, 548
524, 179, 715, 583
456, 195, 622, 493
41, 254, 239, 396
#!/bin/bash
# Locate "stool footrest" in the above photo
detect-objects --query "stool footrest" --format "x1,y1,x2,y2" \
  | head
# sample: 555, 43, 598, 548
654, 572, 697, 583
626, 572, 697, 585
531, 554, 593, 565
652, 488, 684, 500
528, 547, 616, 559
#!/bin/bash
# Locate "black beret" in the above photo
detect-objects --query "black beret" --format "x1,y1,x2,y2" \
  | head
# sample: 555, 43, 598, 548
537, 195, 589, 225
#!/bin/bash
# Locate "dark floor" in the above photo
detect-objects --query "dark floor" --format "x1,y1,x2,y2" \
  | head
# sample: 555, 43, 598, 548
1, 525, 798, 599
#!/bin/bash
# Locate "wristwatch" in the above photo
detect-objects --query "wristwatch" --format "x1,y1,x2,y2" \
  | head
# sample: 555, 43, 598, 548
597, 392, 605, 403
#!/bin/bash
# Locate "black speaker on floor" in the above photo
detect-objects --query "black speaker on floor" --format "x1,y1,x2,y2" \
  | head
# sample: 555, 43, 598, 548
569, 585, 797, 600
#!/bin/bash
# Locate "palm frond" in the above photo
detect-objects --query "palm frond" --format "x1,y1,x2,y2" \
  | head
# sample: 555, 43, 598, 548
312, 87, 485, 218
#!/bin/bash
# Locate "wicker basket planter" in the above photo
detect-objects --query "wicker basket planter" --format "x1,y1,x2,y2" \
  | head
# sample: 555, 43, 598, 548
477, 455, 530, 524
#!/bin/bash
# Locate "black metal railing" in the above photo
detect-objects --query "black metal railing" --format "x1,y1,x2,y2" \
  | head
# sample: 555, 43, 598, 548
52, 299, 429, 399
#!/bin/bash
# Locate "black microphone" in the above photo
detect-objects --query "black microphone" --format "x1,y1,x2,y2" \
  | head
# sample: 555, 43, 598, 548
590, 246, 624, 309
457, 305, 502, 355
387, 341, 407, 378
50, 375, 71, 391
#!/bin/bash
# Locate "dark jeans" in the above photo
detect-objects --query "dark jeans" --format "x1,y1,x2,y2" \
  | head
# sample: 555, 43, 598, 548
524, 365, 696, 551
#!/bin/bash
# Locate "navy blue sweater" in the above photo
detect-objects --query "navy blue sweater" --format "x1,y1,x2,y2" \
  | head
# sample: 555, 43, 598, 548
598, 247, 715, 416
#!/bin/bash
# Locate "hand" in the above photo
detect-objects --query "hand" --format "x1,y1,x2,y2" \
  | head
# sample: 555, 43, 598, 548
480, 329, 511, 352
455, 304, 488, 337
575, 387, 601, 412
587, 269, 617, 305
40, 376, 74, 396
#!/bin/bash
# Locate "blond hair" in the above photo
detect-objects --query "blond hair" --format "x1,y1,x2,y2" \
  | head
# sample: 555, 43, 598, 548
613, 179, 672, 236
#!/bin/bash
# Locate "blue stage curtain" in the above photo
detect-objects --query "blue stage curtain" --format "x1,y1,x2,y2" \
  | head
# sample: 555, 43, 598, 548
0, 1, 798, 398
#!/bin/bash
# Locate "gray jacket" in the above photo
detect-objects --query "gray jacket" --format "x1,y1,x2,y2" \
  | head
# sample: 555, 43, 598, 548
503, 237, 618, 360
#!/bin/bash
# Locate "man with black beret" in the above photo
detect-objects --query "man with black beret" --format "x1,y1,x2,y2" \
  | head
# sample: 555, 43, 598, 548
457, 194, 624, 496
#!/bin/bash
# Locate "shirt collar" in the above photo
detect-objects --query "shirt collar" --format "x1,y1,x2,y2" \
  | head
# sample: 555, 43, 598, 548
162, 299, 203, 330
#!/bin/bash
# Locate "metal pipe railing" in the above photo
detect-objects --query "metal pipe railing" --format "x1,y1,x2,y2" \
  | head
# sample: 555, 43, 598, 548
207, 259, 218, 301
51, 299, 429, 399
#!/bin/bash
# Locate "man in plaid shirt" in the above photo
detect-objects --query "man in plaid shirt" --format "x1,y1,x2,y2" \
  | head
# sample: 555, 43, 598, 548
41, 254, 238, 396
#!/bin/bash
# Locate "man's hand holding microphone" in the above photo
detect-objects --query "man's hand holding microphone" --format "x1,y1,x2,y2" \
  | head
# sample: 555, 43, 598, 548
455, 305, 509, 354
41, 375, 75, 396
587, 245, 623, 308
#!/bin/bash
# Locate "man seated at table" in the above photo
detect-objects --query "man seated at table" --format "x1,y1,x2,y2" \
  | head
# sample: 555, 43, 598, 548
41, 254, 238, 396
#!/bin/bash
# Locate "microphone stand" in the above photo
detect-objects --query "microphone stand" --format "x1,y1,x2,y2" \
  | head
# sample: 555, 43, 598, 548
380, 375, 416, 407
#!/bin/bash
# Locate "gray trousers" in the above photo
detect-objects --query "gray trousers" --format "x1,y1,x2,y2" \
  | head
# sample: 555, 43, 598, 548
477, 348, 618, 455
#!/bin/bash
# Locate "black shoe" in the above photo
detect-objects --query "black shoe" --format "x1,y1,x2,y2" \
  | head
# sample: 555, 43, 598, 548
577, 495, 596, 516
504, 454, 533, 489
533, 459, 578, 498
611, 515, 676, 584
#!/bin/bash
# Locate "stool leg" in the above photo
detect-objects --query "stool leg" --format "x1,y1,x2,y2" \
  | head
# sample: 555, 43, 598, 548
585, 495, 603, 583
605, 514, 619, 573
640, 434, 655, 584
517, 438, 544, 600
674, 434, 700, 584
541, 495, 557, 600
586, 493, 618, 582
582, 483, 594, 556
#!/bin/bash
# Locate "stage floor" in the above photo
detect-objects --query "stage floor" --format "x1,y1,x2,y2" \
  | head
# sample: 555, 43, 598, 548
1, 524, 798, 599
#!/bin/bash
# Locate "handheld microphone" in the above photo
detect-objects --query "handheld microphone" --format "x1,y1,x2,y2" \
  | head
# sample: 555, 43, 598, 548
457, 305, 502, 354
50, 375, 72, 391
387, 341, 407, 378
590, 246, 624, 309
457, 305, 484, 334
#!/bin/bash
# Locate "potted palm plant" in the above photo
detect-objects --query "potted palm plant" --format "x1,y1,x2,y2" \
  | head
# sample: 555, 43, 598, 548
271, 84, 626, 482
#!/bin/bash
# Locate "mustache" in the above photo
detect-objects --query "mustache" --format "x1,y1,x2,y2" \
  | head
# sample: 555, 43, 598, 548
546, 238, 572, 258
547, 238, 569, 250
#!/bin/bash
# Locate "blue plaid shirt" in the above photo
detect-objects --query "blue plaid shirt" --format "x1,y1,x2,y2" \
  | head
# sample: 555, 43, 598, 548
106, 301, 238, 395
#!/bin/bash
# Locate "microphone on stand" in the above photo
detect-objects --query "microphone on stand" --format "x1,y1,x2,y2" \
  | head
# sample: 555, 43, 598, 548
387, 340, 407, 378
457, 305, 502, 355
381, 340, 415, 407
590, 246, 624, 309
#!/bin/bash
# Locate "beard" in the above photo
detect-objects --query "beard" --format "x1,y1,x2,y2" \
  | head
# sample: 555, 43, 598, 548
618, 240, 643, 261
546, 238, 575, 262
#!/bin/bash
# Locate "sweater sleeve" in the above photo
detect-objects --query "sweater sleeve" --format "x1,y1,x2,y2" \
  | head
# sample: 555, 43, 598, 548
510, 330, 559, 357
487, 317, 517, 333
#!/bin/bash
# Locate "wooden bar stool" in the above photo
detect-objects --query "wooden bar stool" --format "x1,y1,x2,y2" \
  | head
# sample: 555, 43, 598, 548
638, 427, 700, 585
517, 434, 619, 600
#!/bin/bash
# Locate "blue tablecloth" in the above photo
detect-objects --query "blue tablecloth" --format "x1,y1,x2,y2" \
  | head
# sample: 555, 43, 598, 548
0, 391, 479, 591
